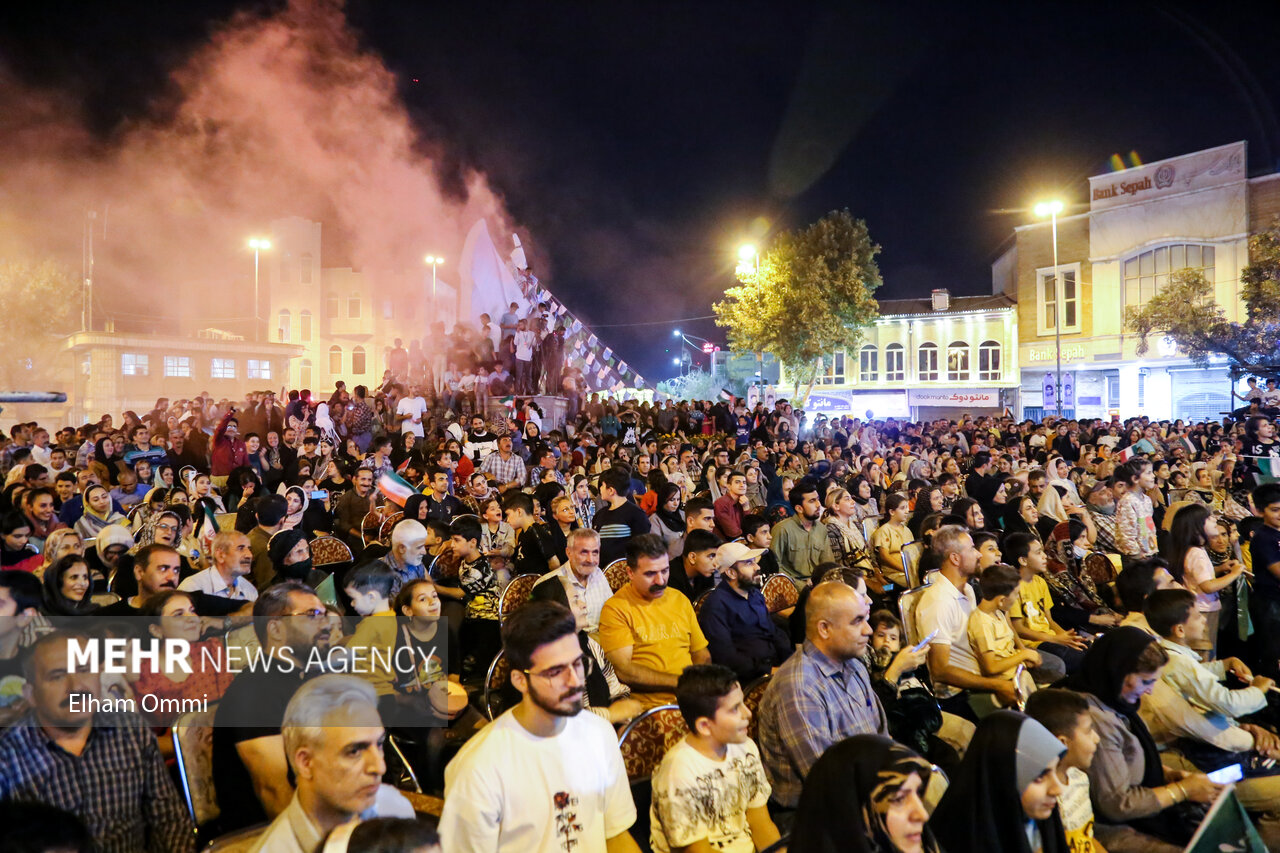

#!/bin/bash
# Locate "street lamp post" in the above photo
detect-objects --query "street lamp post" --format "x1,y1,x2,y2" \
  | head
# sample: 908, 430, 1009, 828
424, 255, 444, 314
1033, 201, 1065, 416
247, 237, 271, 342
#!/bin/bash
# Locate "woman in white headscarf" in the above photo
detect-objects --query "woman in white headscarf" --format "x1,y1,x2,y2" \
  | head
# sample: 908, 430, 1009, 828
314, 402, 340, 447
1046, 456, 1081, 505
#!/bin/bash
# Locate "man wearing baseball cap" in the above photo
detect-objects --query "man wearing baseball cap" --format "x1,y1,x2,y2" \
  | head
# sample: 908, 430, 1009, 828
697, 541, 793, 682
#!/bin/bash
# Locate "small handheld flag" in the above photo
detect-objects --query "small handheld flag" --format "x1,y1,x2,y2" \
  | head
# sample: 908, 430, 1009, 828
377, 470, 416, 507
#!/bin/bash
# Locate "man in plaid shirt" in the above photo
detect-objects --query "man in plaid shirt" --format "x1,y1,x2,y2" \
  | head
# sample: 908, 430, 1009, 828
0, 630, 194, 853
755, 581, 888, 810
480, 434, 526, 494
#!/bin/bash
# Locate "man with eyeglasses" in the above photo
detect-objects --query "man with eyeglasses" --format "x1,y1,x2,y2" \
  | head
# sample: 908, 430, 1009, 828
441, 600, 640, 852
212, 581, 335, 834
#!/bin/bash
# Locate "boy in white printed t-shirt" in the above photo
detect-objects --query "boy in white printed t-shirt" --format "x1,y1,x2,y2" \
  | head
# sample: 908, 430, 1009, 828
1026, 688, 1108, 853
650, 664, 781, 853
440, 600, 636, 853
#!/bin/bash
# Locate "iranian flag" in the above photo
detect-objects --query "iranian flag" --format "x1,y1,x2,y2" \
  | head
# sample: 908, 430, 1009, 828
377, 470, 416, 507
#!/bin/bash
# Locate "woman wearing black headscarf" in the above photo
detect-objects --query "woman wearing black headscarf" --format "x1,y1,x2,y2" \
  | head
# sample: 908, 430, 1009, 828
402, 493, 430, 525
267, 527, 316, 585
1059, 626, 1220, 849
790, 734, 938, 853
931, 710, 1069, 853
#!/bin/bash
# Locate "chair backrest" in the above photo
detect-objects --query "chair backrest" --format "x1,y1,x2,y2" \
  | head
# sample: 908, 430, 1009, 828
202, 823, 267, 853
691, 589, 712, 616
309, 535, 353, 568
901, 540, 926, 588
742, 673, 771, 745
361, 509, 386, 546
1083, 552, 1119, 587
483, 649, 515, 720
90, 591, 121, 608
618, 704, 689, 782
861, 516, 881, 543
171, 705, 220, 828
379, 511, 405, 542
897, 584, 932, 647
761, 574, 799, 614
499, 573, 540, 623
924, 763, 949, 813
603, 559, 630, 593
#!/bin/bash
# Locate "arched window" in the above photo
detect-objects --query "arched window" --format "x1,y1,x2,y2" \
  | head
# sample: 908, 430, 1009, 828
1123, 243, 1216, 309
917, 342, 938, 381
277, 309, 291, 343
299, 359, 312, 390
859, 345, 878, 383
947, 341, 970, 381
328, 345, 342, 375
978, 340, 1002, 381
299, 310, 312, 343
885, 343, 905, 382
352, 345, 366, 375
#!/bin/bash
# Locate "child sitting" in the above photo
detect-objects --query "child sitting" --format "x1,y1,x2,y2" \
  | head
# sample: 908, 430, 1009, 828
650, 664, 781, 853
862, 610, 942, 760
968, 563, 1039, 705
1025, 688, 1107, 853
343, 562, 401, 713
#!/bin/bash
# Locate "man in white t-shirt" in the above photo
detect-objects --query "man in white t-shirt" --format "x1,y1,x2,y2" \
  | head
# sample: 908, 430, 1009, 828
915, 525, 1019, 718
513, 319, 536, 394
650, 664, 779, 853
396, 384, 428, 438
440, 600, 639, 852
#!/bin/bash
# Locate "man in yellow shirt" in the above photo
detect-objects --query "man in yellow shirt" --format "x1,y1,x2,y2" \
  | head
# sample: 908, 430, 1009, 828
1003, 532, 1086, 677
598, 533, 711, 708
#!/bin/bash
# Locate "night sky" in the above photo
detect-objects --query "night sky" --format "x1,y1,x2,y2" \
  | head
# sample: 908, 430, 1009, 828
4, 1, 1279, 382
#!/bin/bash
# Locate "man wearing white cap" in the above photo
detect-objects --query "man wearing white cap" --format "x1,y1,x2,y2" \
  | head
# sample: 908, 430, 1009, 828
697, 541, 793, 682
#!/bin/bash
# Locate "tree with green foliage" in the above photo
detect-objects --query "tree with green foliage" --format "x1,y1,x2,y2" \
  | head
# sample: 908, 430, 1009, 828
0, 259, 80, 389
713, 209, 881, 401
1127, 225, 1280, 375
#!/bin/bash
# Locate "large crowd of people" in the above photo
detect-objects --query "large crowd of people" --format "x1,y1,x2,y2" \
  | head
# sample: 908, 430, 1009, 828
2, 374, 1280, 853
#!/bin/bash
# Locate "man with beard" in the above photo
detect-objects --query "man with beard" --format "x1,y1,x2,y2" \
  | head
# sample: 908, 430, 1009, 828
0, 630, 195, 852
463, 414, 500, 466
697, 542, 792, 682
212, 581, 334, 834
769, 482, 834, 583
598, 534, 710, 709
440, 600, 639, 852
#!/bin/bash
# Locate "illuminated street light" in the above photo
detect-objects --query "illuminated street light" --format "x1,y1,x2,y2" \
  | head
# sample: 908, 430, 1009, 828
1034, 200, 1065, 416
672, 329, 682, 338
738, 244, 757, 261
672, 357, 680, 366
247, 237, 272, 341
424, 254, 444, 308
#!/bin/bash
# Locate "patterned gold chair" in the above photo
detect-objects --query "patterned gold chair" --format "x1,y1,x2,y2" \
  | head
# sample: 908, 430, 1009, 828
618, 705, 689, 783
309, 535, 353, 569
761, 574, 799, 615
603, 559, 630, 593
498, 573, 540, 623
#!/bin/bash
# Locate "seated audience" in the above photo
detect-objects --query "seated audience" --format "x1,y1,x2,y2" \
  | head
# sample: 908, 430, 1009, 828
650, 664, 780, 853
598, 533, 710, 708
757, 580, 888, 810
440, 601, 638, 851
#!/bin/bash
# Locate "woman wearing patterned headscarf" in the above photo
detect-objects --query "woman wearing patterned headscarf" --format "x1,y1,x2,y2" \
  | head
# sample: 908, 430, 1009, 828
790, 734, 940, 853
932, 710, 1069, 853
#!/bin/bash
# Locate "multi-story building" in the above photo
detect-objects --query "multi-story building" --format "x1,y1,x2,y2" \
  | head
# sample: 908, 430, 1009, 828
778, 289, 1020, 421
263, 216, 458, 391
997, 140, 1277, 421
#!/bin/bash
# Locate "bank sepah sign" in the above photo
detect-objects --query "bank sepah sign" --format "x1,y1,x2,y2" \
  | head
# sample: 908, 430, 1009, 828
1088, 141, 1245, 212
906, 388, 1001, 408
